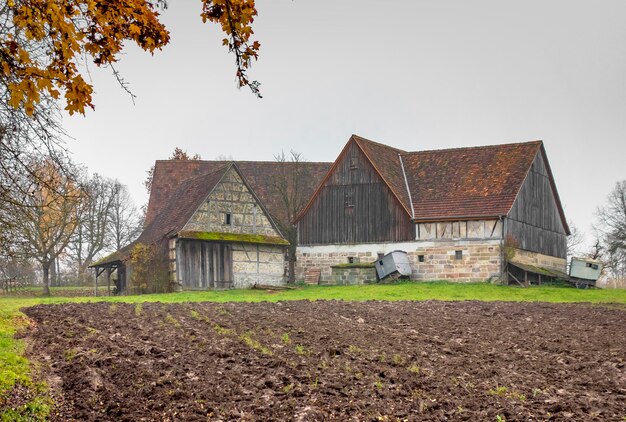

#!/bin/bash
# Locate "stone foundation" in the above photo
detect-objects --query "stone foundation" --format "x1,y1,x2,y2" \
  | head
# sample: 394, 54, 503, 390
330, 264, 378, 285
296, 240, 502, 283
508, 247, 567, 274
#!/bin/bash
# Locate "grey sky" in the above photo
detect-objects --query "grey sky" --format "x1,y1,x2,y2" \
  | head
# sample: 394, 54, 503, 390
63, 0, 626, 247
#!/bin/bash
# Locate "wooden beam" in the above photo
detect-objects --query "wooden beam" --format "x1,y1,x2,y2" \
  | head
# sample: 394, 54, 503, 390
508, 270, 526, 288
106, 268, 112, 296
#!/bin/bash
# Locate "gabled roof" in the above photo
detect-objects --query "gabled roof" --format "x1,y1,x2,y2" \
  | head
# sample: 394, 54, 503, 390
402, 141, 543, 221
92, 165, 230, 267
94, 159, 331, 267
294, 135, 413, 221
295, 135, 569, 235
139, 165, 230, 245
145, 160, 331, 228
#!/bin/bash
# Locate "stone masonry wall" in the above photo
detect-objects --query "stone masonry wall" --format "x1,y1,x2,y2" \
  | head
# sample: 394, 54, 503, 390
184, 168, 278, 238
296, 240, 502, 283
508, 247, 567, 273
330, 266, 378, 285
232, 243, 285, 288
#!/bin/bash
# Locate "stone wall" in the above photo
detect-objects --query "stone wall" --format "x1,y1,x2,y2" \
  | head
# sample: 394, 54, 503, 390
232, 243, 285, 288
184, 167, 278, 238
296, 240, 502, 283
508, 247, 567, 273
329, 265, 378, 285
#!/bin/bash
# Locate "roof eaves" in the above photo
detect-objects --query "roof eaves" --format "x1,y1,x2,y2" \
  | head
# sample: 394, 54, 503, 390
398, 153, 414, 219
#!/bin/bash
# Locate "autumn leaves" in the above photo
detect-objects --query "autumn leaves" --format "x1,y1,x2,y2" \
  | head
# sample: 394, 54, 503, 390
2, 0, 260, 116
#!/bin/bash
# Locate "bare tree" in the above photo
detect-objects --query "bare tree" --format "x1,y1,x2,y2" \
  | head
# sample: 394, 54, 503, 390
108, 181, 142, 251
596, 180, 626, 282
0, 155, 84, 295
66, 173, 117, 277
566, 219, 585, 259
269, 151, 315, 283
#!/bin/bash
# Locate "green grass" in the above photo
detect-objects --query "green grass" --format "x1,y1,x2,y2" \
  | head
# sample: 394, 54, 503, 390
1, 281, 625, 418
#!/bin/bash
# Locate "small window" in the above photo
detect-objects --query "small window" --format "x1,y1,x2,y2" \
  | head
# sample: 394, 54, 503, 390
455, 250, 463, 260
344, 190, 354, 208
586, 262, 598, 270
418, 255, 425, 263
349, 157, 357, 169
224, 213, 232, 225
348, 256, 354, 264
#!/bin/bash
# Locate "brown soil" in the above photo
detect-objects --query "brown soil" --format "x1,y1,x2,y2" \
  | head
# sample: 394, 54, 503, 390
21, 301, 626, 421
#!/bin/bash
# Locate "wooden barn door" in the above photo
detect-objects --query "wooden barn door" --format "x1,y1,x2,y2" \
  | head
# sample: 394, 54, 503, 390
204, 243, 232, 289
180, 240, 204, 289
180, 240, 232, 290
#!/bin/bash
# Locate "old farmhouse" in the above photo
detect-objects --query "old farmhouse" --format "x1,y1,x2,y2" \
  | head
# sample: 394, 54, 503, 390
295, 135, 570, 284
94, 134, 569, 292
92, 160, 330, 293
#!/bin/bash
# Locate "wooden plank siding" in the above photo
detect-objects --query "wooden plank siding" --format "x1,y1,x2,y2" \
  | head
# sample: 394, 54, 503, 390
505, 151, 567, 258
177, 240, 233, 289
298, 143, 413, 245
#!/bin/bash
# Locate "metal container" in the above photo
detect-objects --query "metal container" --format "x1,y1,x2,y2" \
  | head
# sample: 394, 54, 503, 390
375, 250, 412, 280
569, 257, 602, 281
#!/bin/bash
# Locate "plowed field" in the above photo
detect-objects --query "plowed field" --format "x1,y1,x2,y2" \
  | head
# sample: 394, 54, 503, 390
22, 301, 626, 421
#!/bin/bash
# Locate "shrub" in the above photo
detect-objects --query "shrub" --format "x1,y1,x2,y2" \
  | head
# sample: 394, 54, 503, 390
127, 243, 171, 294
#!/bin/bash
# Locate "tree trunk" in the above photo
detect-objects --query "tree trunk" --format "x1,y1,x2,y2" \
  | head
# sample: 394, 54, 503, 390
288, 243, 297, 284
49, 258, 58, 287
42, 262, 51, 296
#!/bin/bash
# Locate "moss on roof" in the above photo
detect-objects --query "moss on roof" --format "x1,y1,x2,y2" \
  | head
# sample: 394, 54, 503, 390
331, 262, 376, 269
178, 231, 289, 246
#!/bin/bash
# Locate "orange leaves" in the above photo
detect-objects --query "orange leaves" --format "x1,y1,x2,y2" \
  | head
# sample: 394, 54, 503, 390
200, 0, 261, 96
3, 0, 261, 116
4, 0, 170, 115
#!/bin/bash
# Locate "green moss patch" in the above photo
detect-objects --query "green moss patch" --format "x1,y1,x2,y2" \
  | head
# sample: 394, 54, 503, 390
179, 231, 289, 246
331, 262, 375, 269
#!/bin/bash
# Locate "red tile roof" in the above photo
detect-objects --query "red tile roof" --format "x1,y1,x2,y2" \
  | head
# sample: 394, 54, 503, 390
145, 160, 331, 229
296, 135, 568, 235
139, 166, 229, 245
401, 141, 542, 221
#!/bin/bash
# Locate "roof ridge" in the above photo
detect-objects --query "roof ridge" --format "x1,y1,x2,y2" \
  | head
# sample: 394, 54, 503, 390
154, 159, 333, 165
352, 134, 408, 153
401, 140, 542, 156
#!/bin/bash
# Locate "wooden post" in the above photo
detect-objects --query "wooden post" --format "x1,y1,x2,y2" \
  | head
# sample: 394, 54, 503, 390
106, 267, 112, 296
94, 268, 98, 297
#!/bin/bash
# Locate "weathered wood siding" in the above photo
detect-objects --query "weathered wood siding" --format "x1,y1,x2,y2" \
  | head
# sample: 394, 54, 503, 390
298, 143, 413, 245
177, 240, 233, 289
505, 151, 567, 258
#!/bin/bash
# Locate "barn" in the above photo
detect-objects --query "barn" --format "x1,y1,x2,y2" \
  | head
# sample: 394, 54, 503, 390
294, 135, 570, 284
92, 160, 330, 293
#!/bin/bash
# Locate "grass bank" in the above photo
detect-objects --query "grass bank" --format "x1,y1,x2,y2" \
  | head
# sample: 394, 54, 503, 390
1, 281, 625, 419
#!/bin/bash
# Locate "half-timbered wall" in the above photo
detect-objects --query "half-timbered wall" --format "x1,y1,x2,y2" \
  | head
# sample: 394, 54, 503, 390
298, 143, 413, 244
416, 220, 502, 240
505, 152, 567, 258
184, 168, 279, 238
232, 243, 284, 287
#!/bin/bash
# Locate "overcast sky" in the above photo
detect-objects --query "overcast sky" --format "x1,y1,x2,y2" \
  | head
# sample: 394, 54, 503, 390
62, 0, 626, 248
